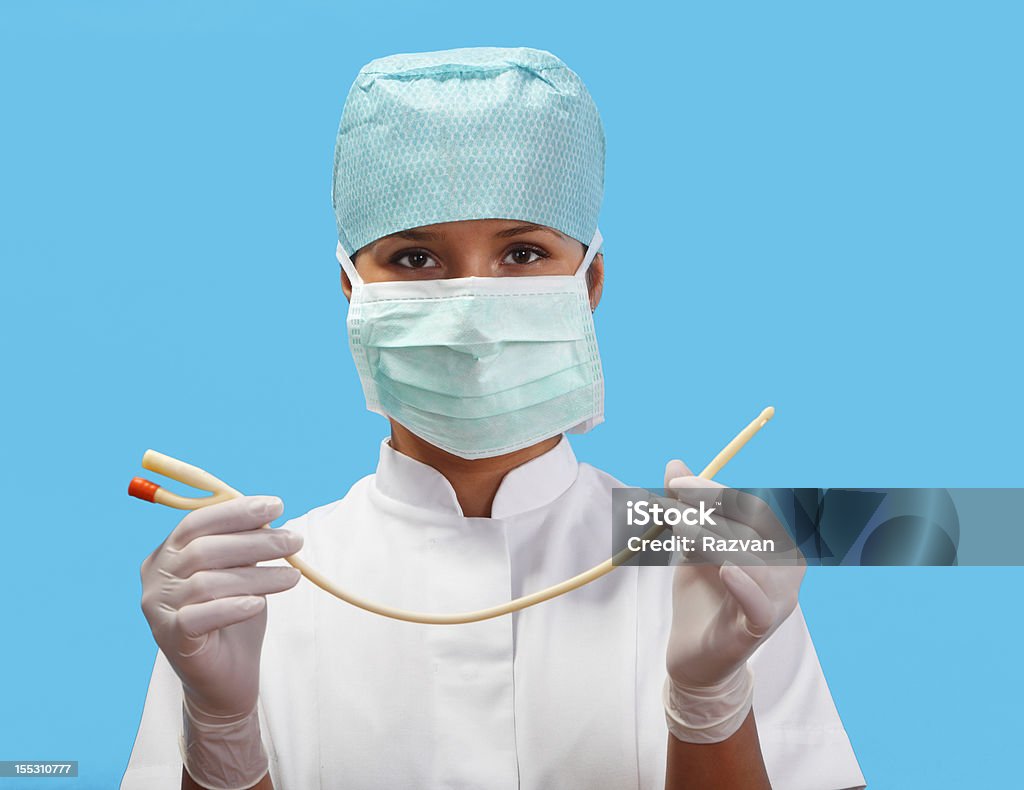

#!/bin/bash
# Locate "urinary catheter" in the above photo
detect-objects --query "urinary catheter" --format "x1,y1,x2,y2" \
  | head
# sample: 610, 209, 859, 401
129, 406, 775, 625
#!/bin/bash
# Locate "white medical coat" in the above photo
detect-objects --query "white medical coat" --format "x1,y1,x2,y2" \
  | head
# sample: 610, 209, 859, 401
122, 437, 866, 789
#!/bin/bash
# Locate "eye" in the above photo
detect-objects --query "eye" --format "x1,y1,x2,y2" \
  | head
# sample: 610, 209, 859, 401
502, 245, 548, 266
391, 249, 439, 269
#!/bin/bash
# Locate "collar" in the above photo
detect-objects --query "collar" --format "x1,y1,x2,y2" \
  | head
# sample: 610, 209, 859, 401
373, 435, 580, 519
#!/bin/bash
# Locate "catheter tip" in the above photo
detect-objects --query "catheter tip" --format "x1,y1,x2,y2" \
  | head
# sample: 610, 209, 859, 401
759, 406, 775, 423
129, 477, 160, 502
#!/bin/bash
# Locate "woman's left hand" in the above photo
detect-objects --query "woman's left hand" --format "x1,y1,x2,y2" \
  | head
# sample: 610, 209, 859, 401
659, 459, 806, 743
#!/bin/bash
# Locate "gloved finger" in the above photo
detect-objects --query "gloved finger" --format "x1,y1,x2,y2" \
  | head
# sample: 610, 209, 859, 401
664, 475, 725, 505
671, 530, 771, 568
666, 496, 766, 548
171, 529, 304, 578
663, 477, 731, 540
667, 478, 761, 523
176, 595, 267, 640
737, 562, 807, 603
664, 459, 694, 489
667, 480, 796, 551
661, 507, 750, 565
629, 485, 776, 565
172, 565, 302, 608
167, 496, 285, 551
718, 563, 775, 638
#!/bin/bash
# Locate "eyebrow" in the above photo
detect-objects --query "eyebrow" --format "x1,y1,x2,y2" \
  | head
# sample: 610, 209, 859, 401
391, 228, 444, 241
385, 223, 566, 243
493, 223, 567, 241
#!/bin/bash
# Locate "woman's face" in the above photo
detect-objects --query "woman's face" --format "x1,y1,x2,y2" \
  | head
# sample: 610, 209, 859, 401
339, 218, 604, 309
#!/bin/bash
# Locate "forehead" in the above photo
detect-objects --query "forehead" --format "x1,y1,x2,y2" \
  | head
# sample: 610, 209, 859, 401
377, 219, 570, 245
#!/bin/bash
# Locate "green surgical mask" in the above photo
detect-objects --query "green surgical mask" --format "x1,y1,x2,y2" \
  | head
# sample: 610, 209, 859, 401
338, 228, 604, 459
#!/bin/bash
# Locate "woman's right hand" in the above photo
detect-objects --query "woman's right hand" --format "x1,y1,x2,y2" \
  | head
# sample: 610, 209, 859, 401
140, 495, 303, 723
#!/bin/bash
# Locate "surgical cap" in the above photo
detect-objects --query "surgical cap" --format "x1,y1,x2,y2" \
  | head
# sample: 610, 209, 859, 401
332, 46, 605, 257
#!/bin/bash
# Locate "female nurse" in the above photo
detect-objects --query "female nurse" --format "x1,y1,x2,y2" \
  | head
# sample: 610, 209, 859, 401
123, 47, 866, 790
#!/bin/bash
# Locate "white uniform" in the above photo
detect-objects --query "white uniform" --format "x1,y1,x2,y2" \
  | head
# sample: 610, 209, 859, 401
122, 437, 866, 790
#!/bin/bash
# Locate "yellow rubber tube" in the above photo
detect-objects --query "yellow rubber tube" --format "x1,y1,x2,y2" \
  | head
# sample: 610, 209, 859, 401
130, 406, 775, 625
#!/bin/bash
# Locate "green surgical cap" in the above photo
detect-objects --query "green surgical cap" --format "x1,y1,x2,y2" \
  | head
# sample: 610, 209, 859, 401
332, 46, 605, 256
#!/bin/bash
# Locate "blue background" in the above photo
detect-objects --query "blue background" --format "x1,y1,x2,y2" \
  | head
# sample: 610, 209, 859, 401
1, 2, 1021, 787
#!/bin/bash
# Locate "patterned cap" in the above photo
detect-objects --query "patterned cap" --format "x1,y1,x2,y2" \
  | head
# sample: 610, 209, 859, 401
332, 47, 605, 256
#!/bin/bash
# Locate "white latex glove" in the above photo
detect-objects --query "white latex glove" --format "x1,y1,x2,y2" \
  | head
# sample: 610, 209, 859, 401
140, 495, 303, 790
661, 460, 805, 743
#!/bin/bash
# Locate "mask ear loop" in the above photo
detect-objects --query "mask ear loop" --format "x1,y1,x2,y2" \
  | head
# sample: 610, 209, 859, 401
576, 227, 602, 312
337, 241, 363, 286
575, 226, 603, 280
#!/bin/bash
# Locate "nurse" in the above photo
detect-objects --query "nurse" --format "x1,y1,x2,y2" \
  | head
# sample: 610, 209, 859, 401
123, 47, 866, 789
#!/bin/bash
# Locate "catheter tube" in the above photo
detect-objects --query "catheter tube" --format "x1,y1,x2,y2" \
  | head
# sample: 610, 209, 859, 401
130, 407, 774, 625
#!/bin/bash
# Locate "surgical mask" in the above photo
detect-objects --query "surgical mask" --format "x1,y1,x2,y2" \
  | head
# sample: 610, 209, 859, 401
337, 227, 605, 459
